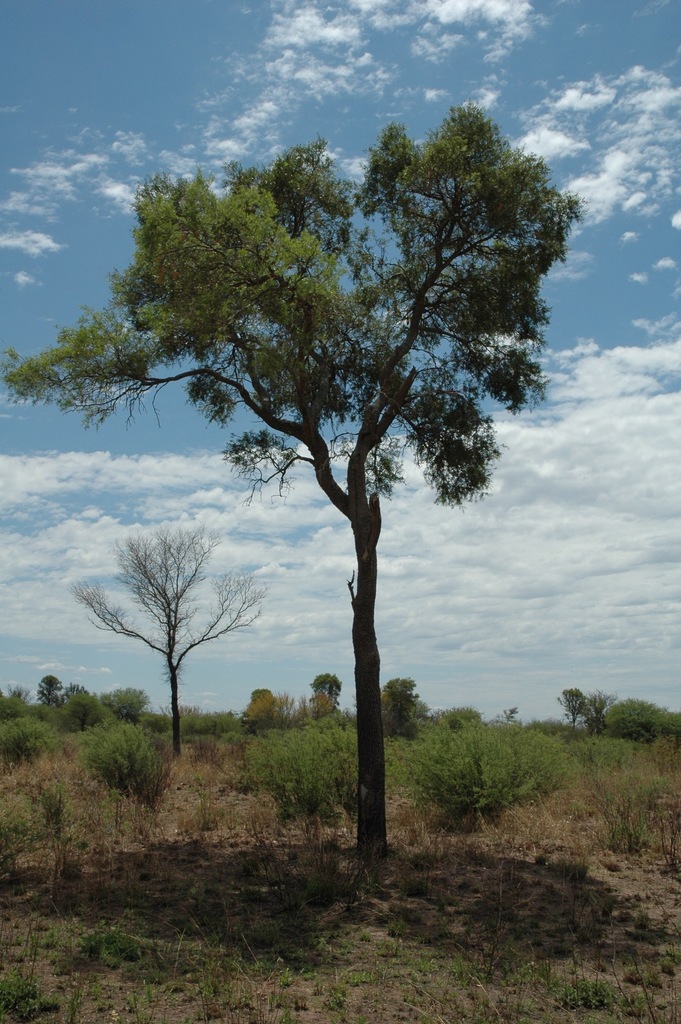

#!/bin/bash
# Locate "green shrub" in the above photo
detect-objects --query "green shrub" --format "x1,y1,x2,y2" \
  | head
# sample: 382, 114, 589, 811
568, 736, 638, 773
244, 721, 357, 822
0, 970, 60, 1020
182, 710, 243, 740
0, 717, 56, 766
409, 724, 568, 824
80, 925, 144, 966
139, 711, 172, 736
0, 808, 41, 878
599, 777, 665, 854
606, 698, 666, 743
0, 696, 30, 722
558, 978, 615, 1010
81, 723, 172, 808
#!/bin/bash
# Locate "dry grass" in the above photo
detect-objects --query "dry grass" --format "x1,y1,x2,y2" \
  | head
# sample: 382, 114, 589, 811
1, 738, 681, 1022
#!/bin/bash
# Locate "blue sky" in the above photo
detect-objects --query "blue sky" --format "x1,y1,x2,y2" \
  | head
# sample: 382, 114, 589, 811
1, 0, 680, 720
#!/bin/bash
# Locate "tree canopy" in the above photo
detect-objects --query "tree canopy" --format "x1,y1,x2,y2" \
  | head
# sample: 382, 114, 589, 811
3, 105, 581, 852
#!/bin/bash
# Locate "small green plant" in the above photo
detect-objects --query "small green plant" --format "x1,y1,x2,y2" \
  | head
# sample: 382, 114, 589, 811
0, 808, 41, 878
244, 720, 357, 822
551, 856, 589, 882
601, 786, 654, 854
409, 723, 568, 824
79, 925, 144, 967
80, 722, 172, 808
34, 782, 77, 881
0, 717, 56, 766
0, 970, 60, 1020
558, 977, 616, 1010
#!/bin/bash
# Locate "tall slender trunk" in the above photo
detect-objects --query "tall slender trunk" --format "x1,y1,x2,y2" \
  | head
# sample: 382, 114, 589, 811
348, 460, 387, 856
169, 661, 181, 756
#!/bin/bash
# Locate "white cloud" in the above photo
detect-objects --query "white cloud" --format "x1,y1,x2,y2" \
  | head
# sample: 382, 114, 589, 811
411, 27, 463, 61
554, 79, 617, 112
418, 0, 537, 59
673, 211, 681, 229
630, 272, 648, 284
96, 176, 137, 213
13, 271, 38, 287
424, 88, 449, 102
620, 231, 639, 243
266, 3, 364, 50
0, 230, 63, 257
11, 150, 109, 203
654, 257, 677, 271
518, 125, 589, 160
110, 131, 148, 165
520, 66, 681, 225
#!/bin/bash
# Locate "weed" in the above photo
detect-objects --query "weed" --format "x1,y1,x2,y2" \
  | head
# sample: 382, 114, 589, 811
601, 787, 652, 854
0, 970, 60, 1020
0, 806, 40, 878
81, 723, 172, 809
79, 925, 144, 967
410, 724, 568, 824
0, 719, 57, 770
244, 722, 357, 823
551, 855, 589, 882
558, 977, 616, 1010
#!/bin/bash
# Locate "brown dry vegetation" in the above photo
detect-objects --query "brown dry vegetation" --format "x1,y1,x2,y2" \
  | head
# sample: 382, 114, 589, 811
2, 736, 681, 1023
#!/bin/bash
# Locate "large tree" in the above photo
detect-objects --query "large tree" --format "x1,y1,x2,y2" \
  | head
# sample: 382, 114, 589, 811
4, 105, 580, 853
72, 526, 266, 754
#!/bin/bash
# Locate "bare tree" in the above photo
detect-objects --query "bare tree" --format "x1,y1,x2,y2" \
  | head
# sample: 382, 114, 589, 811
72, 525, 266, 754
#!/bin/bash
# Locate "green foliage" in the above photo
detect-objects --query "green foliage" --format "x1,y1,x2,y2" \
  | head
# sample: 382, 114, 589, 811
0, 970, 60, 1020
581, 690, 617, 735
241, 689, 302, 734
244, 721, 357, 822
80, 925, 144, 967
311, 673, 342, 710
381, 677, 424, 739
558, 978, 615, 1010
63, 692, 107, 732
599, 777, 665, 854
438, 707, 484, 731
0, 808, 41, 878
0, 717, 56, 766
80, 722, 172, 808
99, 687, 150, 724
606, 698, 667, 743
181, 709, 243, 740
0, 695, 30, 722
409, 724, 568, 824
557, 687, 585, 728
36, 673, 64, 707
139, 711, 171, 735
568, 736, 638, 773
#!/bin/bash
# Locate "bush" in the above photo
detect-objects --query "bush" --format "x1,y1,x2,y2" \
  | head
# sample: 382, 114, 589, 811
606, 699, 667, 743
81, 723, 172, 808
182, 710, 243, 740
568, 736, 638, 773
0, 808, 41, 878
0, 695, 30, 722
0, 970, 60, 1020
244, 721, 357, 822
409, 724, 568, 825
0, 717, 56, 766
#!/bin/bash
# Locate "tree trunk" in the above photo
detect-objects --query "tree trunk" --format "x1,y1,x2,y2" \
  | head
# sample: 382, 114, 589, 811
169, 662, 181, 757
348, 471, 387, 856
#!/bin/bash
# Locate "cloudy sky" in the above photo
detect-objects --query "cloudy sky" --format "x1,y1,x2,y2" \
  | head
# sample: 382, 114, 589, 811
1, 0, 680, 720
